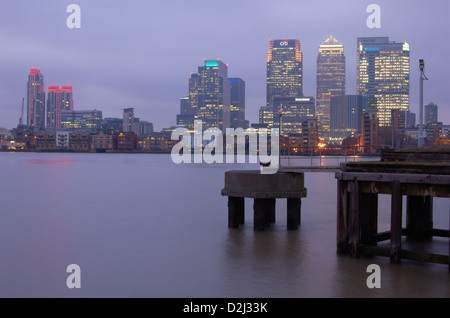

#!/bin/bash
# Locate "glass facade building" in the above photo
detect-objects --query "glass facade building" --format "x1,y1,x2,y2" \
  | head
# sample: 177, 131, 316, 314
266, 39, 303, 106
357, 37, 410, 127
258, 106, 274, 129
229, 78, 246, 129
330, 95, 367, 141
193, 59, 231, 130
27, 68, 46, 129
273, 97, 315, 136
60, 110, 102, 133
46, 86, 73, 129
316, 35, 345, 138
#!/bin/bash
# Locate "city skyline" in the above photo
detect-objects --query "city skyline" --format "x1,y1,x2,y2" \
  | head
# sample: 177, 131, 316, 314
1, 1, 449, 131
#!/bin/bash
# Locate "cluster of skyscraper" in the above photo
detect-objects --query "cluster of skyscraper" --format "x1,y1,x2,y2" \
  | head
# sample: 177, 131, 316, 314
26, 68, 101, 133
176, 59, 246, 131
175, 36, 415, 146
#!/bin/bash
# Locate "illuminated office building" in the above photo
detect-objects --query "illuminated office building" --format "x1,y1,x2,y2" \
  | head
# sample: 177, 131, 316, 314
266, 39, 303, 106
60, 109, 102, 133
27, 68, 46, 129
46, 86, 73, 129
181, 59, 231, 130
188, 73, 200, 116
229, 78, 245, 129
316, 35, 345, 138
357, 37, 410, 127
258, 106, 274, 129
273, 97, 315, 136
197, 59, 230, 130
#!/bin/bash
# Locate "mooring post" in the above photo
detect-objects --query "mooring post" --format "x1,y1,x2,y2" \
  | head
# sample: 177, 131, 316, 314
228, 196, 244, 228
287, 198, 301, 230
406, 196, 433, 240
349, 180, 361, 258
390, 180, 403, 264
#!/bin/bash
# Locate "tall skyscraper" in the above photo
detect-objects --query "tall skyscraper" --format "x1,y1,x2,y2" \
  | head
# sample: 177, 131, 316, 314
27, 68, 45, 129
425, 102, 438, 124
229, 78, 245, 129
357, 37, 410, 127
266, 39, 303, 106
198, 59, 231, 130
185, 59, 231, 130
47, 86, 73, 129
188, 73, 200, 116
316, 35, 345, 138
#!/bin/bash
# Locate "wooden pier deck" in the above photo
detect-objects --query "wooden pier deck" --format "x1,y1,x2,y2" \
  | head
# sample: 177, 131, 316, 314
335, 161, 450, 269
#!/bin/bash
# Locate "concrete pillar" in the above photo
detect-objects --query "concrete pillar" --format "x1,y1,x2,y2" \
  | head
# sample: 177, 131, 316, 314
287, 198, 301, 230
253, 198, 267, 231
228, 196, 244, 229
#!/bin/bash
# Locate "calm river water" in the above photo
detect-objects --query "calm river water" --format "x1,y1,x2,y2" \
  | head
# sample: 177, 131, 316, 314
0, 152, 448, 297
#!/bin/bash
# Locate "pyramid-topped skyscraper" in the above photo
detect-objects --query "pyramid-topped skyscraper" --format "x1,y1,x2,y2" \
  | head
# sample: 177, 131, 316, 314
316, 35, 346, 139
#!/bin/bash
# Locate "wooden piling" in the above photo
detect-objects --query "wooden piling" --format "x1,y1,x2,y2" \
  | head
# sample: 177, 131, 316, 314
406, 196, 433, 240
336, 161, 450, 268
390, 180, 403, 264
336, 180, 349, 255
349, 180, 360, 258
360, 192, 378, 247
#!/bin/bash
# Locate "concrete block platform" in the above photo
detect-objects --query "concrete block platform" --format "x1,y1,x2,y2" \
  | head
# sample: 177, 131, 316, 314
221, 170, 307, 231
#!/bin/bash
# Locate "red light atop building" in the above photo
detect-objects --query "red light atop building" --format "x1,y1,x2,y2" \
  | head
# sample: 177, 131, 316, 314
30, 68, 41, 75
48, 86, 60, 92
61, 86, 72, 92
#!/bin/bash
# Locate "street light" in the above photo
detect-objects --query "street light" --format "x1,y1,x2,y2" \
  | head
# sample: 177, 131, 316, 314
418, 59, 428, 148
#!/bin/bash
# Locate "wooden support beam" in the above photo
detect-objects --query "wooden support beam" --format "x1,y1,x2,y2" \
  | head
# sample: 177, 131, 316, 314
349, 180, 360, 258
390, 180, 403, 264
337, 180, 349, 255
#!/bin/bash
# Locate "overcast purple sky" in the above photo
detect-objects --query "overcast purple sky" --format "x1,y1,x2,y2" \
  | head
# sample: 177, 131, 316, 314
1, 0, 449, 131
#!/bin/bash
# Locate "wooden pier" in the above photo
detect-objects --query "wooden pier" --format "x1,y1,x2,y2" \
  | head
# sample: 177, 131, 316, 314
335, 161, 450, 268
221, 170, 307, 231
